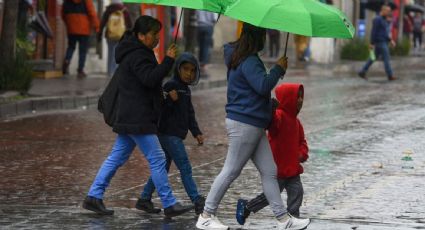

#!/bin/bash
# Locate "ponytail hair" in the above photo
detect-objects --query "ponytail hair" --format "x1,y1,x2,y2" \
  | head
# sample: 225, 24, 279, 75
229, 23, 266, 69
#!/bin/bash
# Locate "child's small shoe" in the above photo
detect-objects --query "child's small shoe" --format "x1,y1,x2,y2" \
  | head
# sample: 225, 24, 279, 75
236, 199, 251, 225
135, 198, 161, 214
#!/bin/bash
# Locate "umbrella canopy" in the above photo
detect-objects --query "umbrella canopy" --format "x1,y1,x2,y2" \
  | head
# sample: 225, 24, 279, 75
124, 0, 223, 12
225, 0, 354, 38
363, 0, 397, 12
124, 0, 355, 39
405, 4, 425, 13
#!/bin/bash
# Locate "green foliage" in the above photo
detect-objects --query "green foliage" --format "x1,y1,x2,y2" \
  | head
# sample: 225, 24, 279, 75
16, 37, 35, 56
0, 32, 34, 93
340, 39, 370, 61
390, 38, 411, 56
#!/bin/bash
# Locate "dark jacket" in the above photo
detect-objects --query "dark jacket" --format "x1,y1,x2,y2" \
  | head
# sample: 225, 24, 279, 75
99, 3, 132, 39
112, 33, 175, 134
224, 43, 286, 129
159, 53, 202, 139
371, 15, 391, 45
269, 84, 308, 179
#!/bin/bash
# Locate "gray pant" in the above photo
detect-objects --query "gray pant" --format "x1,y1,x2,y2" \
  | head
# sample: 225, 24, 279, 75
246, 175, 304, 217
204, 119, 286, 218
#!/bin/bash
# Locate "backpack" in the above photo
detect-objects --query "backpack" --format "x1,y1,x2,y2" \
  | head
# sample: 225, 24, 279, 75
98, 70, 120, 127
106, 10, 126, 41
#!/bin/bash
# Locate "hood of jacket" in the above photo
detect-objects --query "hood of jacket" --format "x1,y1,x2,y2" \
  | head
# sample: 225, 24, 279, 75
275, 83, 303, 117
107, 3, 125, 11
173, 52, 200, 86
115, 33, 153, 64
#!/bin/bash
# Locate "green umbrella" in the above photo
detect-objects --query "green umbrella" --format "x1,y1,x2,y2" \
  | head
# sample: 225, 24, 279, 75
225, 0, 355, 39
124, 0, 355, 55
124, 0, 354, 38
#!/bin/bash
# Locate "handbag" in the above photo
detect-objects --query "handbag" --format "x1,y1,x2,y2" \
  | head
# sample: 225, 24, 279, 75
98, 71, 120, 127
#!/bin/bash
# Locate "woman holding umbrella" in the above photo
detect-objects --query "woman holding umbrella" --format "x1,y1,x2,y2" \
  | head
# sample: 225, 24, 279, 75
196, 22, 310, 230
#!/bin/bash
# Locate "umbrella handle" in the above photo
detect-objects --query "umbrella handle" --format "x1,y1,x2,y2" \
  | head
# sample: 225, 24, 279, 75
174, 8, 184, 44
284, 32, 290, 57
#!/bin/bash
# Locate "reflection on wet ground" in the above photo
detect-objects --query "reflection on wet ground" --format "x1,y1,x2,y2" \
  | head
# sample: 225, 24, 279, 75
1, 72, 425, 229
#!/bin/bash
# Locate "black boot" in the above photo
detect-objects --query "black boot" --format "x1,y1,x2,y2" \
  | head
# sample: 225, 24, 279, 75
135, 198, 161, 214
82, 196, 114, 215
164, 202, 194, 218
62, 60, 70, 75
194, 196, 206, 215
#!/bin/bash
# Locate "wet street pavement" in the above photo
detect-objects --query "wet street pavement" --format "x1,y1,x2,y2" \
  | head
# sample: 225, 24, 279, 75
1, 70, 425, 230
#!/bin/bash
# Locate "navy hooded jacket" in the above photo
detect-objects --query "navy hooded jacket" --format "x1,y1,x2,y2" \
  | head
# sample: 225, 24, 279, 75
158, 52, 202, 139
371, 15, 391, 45
224, 43, 286, 128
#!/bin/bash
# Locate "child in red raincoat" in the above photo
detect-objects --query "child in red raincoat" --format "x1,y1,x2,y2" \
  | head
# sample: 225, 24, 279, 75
236, 83, 309, 225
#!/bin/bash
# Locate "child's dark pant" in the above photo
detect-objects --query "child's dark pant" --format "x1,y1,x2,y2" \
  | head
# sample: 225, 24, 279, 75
246, 175, 304, 217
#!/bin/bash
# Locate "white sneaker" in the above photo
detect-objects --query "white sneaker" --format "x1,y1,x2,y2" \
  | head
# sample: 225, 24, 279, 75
196, 214, 229, 230
278, 214, 311, 230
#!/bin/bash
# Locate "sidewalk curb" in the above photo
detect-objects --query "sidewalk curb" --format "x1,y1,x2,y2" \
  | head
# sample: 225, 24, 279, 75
1, 55, 423, 120
0, 95, 100, 120
0, 78, 228, 120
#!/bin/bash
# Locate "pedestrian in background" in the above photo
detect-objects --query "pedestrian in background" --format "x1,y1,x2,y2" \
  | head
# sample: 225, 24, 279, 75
138, 52, 206, 216
294, 35, 309, 62
268, 29, 281, 58
98, 0, 132, 77
412, 12, 425, 53
358, 5, 396, 81
83, 16, 193, 217
196, 10, 217, 77
62, 0, 99, 78
236, 83, 310, 228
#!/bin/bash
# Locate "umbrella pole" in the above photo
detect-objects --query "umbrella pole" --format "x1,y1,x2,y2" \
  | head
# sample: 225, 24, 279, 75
284, 32, 290, 57
174, 8, 184, 44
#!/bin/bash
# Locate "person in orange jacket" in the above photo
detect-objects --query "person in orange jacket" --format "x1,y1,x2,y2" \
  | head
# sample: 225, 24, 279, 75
62, 0, 99, 78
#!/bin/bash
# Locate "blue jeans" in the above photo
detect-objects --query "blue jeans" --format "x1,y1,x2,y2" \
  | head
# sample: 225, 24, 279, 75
65, 35, 89, 72
197, 26, 214, 65
107, 39, 119, 77
141, 135, 200, 203
87, 134, 177, 208
360, 42, 393, 78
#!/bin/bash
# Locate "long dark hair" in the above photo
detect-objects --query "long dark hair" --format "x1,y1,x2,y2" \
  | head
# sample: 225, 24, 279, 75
229, 23, 266, 69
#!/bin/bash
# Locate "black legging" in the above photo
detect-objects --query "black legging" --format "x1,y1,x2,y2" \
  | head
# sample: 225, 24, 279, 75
413, 31, 423, 48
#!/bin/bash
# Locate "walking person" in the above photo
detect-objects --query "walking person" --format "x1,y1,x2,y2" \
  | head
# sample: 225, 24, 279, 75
82, 16, 193, 217
195, 22, 310, 230
196, 10, 217, 77
137, 52, 206, 215
98, 0, 132, 77
236, 83, 310, 227
412, 12, 425, 53
268, 29, 281, 58
294, 35, 309, 62
62, 0, 100, 78
358, 5, 396, 81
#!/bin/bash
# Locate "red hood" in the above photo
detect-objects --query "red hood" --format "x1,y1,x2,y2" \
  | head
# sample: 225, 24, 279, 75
275, 83, 303, 117
269, 83, 308, 179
